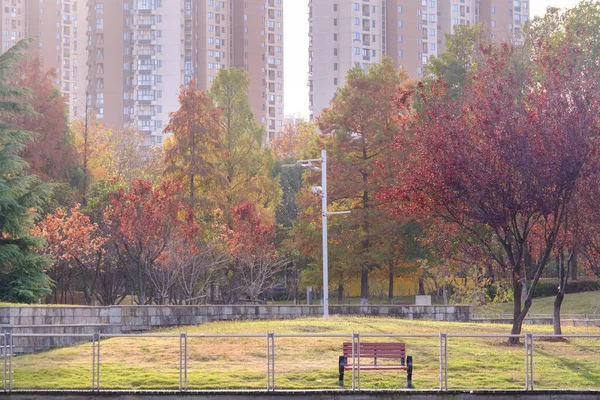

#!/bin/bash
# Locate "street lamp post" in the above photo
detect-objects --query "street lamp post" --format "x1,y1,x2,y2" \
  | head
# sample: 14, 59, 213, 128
287, 150, 350, 318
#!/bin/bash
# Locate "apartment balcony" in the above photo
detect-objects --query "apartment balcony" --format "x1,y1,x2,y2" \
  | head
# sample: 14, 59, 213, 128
363, 55, 370, 61
363, 40, 370, 46
362, 25, 370, 32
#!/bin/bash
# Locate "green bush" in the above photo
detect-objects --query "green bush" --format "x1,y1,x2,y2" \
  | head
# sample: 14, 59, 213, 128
531, 280, 600, 298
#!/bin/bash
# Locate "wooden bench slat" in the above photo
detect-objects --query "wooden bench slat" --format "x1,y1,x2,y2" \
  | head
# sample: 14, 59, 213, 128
343, 365, 408, 371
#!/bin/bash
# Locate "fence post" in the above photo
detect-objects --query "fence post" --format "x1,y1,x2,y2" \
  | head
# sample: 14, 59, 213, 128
91, 332, 100, 391
3, 332, 7, 392
3, 332, 11, 393
525, 332, 534, 390
356, 332, 361, 390
266, 332, 275, 391
179, 333, 188, 391
439, 332, 448, 390
350, 331, 355, 390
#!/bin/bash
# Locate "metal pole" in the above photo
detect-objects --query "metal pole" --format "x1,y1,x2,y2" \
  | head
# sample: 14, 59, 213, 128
444, 333, 448, 390
96, 333, 100, 390
351, 332, 355, 390
321, 149, 329, 319
266, 332, 270, 390
179, 334, 183, 391
3, 333, 7, 392
7, 333, 11, 393
91, 334, 95, 391
439, 332, 442, 390
270, 332, 275, 390
184, 334, 188, 390
357, 332, 361, 390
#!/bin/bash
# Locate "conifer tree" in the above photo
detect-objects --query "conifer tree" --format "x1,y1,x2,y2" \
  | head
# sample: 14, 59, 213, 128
0, 41, 53, 302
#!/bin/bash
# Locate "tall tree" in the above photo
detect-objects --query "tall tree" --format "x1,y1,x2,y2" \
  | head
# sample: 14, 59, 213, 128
207, 68, 281, 228
12, 58, 74, 181
0, 41, 53, 302
316, 57, 413, 305
164, 80, 223, 204
384, 39, 600, 342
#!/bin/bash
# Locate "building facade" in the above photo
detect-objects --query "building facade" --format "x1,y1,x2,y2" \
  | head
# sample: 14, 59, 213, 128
1, 0, 283, 145
83, 0, 284, 145
309, 0, 530, 120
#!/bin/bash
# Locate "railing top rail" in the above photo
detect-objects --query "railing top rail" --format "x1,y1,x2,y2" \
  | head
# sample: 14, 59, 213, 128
473, 313, 600, 318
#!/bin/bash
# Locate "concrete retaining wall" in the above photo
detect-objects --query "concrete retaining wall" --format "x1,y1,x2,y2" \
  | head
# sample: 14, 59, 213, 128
0, 304, 470, 352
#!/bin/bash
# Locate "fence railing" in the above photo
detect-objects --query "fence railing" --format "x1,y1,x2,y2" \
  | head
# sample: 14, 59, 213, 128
2, 331, 600, 392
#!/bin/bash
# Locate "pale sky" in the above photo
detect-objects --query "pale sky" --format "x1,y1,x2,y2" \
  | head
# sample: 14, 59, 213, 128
283, 0, 584, 119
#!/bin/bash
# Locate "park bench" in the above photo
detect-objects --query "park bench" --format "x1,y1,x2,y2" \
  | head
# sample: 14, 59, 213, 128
338, 342, 413, 388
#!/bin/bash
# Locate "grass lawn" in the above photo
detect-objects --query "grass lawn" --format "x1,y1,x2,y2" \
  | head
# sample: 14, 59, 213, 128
8, 316, 600, 391
476, 291, 600, 315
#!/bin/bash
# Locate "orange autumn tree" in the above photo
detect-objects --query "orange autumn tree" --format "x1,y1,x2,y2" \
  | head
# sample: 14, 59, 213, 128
105, 179, 197, 305
33, 205, 108, 304
163, 80, 223, 205
297, 57, 415, 304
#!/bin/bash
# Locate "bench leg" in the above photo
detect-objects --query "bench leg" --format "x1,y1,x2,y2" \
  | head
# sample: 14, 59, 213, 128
407, 355, 413, 389
338, 356, 347, 386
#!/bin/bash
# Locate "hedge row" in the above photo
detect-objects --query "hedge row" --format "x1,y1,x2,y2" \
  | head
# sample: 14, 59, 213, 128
531, 280, 600, 298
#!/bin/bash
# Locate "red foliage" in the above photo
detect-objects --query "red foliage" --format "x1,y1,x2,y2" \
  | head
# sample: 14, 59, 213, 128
382, 36, 600, 336
105, 179, 198, 304
228, 202, 276, 258
14, 58, 74, 180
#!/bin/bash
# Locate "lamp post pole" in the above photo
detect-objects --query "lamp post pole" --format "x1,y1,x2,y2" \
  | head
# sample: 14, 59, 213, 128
321, 150, 329, 318
283, 150, 349, 318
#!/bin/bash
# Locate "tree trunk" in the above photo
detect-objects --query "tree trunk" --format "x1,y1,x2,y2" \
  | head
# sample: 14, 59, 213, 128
137, 263, 146, 305
510, 274, 525, 344
570, 249, 578, 281
388, 262, 394, 304
554, 251, 570, 335
360, 267, 369, 305
553, 291, 564, 335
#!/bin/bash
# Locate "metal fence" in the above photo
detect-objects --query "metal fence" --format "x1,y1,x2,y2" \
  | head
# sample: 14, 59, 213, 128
2, 331, 600, 392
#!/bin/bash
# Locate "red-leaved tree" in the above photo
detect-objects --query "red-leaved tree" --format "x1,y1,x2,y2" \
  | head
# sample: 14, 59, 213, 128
383, 37, 600, 341
105, 180, 197, 304
227, 202, 286, 303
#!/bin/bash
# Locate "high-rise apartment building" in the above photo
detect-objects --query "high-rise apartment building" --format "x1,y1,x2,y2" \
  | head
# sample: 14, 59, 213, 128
1, 0, 283, 145
309, 0, 530, 120
84, 0, 283, 145
1, 0, 27, 54
0, 0, 86, 120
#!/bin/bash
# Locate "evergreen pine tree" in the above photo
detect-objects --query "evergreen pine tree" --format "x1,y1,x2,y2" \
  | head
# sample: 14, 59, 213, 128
0, 40, 53, 303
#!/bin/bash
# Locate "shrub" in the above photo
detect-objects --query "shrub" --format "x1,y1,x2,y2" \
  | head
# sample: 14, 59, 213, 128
530, 280, 600, 298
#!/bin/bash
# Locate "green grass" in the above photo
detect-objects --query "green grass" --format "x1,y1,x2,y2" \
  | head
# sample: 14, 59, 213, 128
7, 316, 600, 391
476, 292, 600, 315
